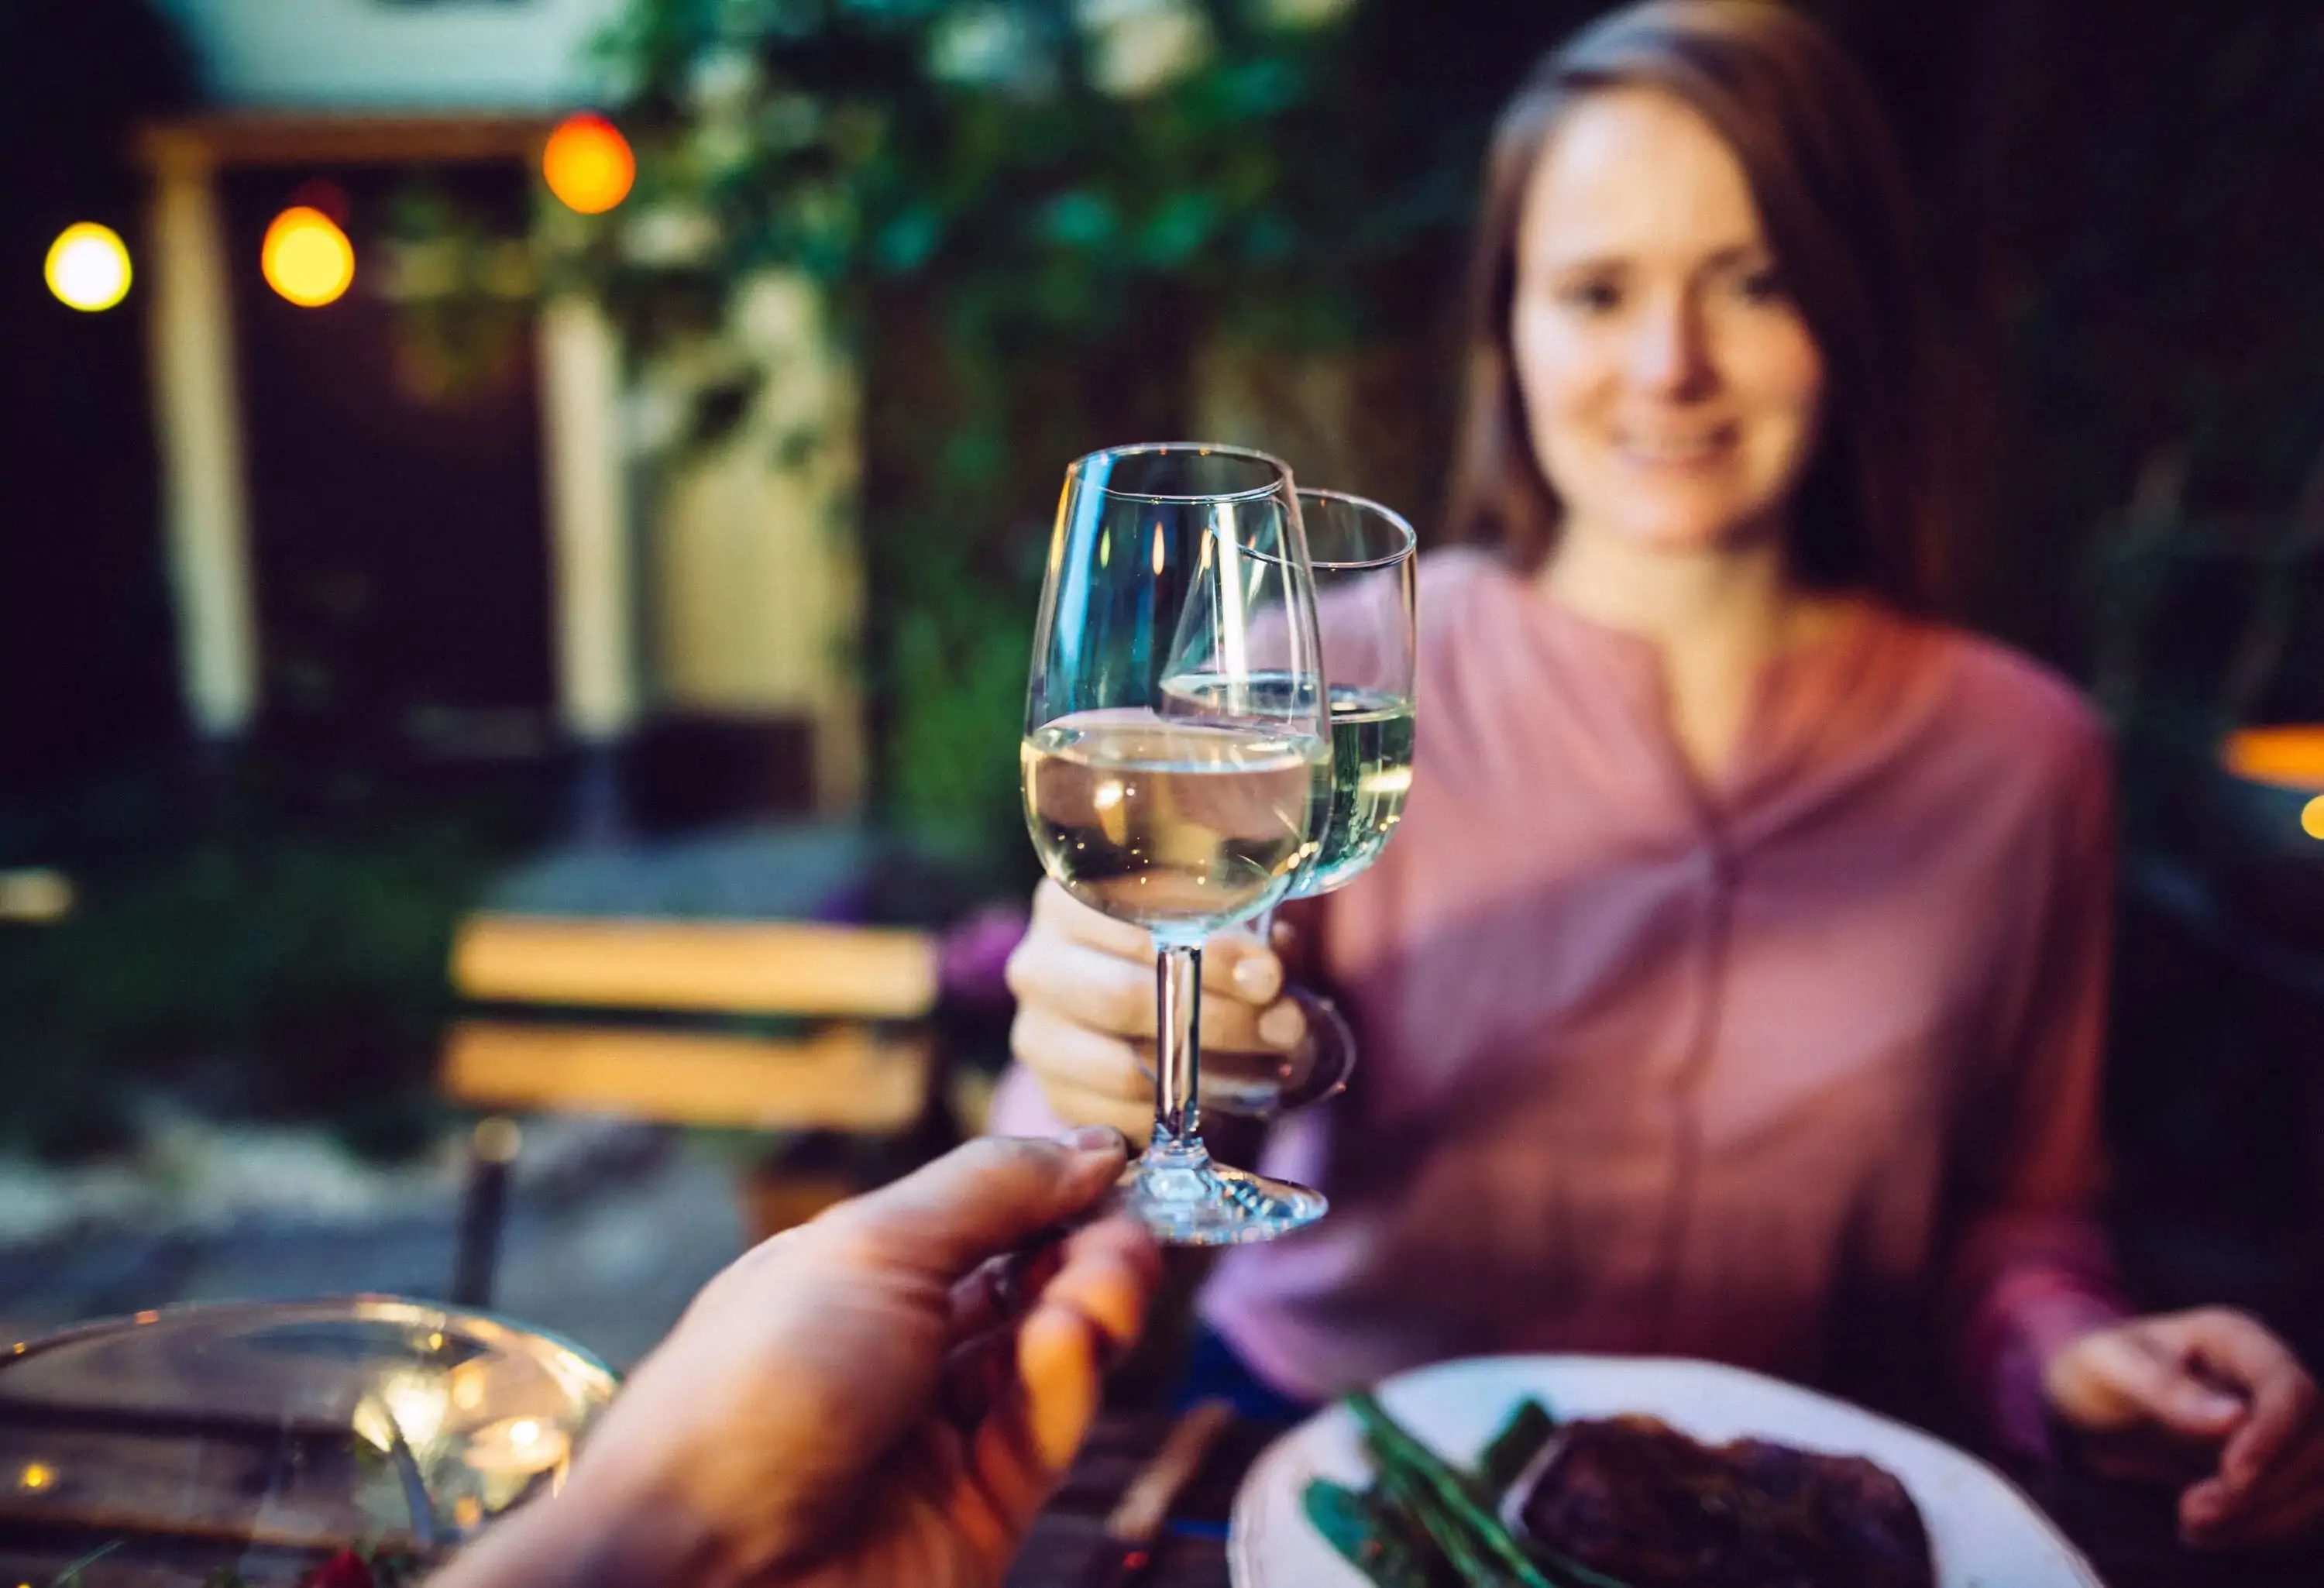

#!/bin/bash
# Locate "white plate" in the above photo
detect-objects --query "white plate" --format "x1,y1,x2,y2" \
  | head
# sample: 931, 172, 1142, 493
1229, 1354, 2102, 1588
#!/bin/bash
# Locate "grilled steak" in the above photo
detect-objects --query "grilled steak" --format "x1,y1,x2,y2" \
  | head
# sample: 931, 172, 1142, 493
1512, 1414, 1935, 1588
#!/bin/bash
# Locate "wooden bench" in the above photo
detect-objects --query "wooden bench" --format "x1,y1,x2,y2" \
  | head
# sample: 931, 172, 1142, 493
440, 912, 947, 1305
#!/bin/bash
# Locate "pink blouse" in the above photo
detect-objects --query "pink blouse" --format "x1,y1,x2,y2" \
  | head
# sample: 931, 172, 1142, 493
993, 546, 2126, 1452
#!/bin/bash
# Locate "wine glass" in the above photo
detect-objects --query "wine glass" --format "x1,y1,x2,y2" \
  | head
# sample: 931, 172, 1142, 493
1277, 489, 1418, 902
1022, 442, 1332, 1245
1183, 486, 1418, 1117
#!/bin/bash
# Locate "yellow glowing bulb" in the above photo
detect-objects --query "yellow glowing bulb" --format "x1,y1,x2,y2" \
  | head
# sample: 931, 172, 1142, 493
44, 222, 132, 311
17, 1463, 53, 1493
263, 207, 355, 307
544, 112, 635, 215
2302, 796, 2324, 840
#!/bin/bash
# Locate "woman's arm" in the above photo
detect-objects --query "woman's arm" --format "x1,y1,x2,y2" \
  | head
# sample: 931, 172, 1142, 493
1940, 732, 2127, 1462
1944, 724, 2324, 1547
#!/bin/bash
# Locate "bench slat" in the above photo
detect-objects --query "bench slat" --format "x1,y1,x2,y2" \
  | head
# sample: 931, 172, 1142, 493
443, 1019, 931, 1133
450, 914, 940, 1018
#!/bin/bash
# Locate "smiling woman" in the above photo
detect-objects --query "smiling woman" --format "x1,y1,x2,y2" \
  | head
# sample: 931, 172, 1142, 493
1446, 0, 1945, 613
994, 0, 2324, 1557
1511, 88, 1824, 564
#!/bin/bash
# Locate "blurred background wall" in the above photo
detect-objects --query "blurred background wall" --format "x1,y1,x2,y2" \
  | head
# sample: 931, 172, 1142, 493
157, 0, 626, 108
2, 0, 2322, 1326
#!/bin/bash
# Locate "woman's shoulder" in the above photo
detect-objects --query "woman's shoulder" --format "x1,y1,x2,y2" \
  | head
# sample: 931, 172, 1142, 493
1893, 617, 2111, 792
1414, 543, 1526, 632
1415, 541, 1508, 595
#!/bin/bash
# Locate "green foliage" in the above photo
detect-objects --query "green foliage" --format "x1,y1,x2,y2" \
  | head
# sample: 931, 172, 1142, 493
557, 0, 1513, 846
0, 796, 500, 1160
566, 0, 1446, 349
882, 535, 1041, 851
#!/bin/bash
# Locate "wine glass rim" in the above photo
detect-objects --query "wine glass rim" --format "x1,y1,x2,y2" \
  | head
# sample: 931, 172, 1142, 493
1296, 487, 1419, 569
1069, 442, 1294, 504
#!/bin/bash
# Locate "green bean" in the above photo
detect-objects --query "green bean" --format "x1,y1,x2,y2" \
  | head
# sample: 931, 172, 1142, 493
1306, 1477, 1438, 1588
1478, 1398, 1559, 1494
1349, 1391, 1559, 1588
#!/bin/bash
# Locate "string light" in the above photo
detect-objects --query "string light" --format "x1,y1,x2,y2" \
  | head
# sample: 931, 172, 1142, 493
543, 113, 635, 215
44, 222, 132, 311
262, 206, 355, 308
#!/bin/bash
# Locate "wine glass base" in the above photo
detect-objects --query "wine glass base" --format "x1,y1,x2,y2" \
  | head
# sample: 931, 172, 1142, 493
1117, 1142, 1327, 1246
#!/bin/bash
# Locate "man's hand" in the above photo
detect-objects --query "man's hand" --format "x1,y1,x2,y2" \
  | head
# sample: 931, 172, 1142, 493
438, 1129, 1157, 1588
2045, 1308, 2324, 1549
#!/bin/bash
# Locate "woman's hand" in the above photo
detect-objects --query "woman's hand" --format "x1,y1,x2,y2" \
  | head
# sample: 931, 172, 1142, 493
435, 1132, 1159, 1588
2044, 1308, 2324, 1548
1003, 879, 1310, 1139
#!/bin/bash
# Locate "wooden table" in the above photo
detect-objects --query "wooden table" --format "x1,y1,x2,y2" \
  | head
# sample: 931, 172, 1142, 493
1012, 1410, 2324, 1587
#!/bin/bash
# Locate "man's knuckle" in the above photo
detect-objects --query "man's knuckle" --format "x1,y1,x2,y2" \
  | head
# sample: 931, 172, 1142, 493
800, 1203, 888, 1265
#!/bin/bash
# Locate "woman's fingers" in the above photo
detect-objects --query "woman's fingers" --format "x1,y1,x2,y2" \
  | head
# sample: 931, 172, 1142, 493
2153, 1309, 2324, 1545
2183, 1431, 2324, 1548
1008, 933, 1157, 1038
1028, 879, 1284, 1002
1009, 1007, 1155, 1137
1008, 931, 1303, 1052
2050, 1311, 2324, 1551
2156, 1309, 2321, 1491
1029, 875, 1154, 957
1038, 1081, 1152, 1144
1012, 1005, 1148, 1102
1008, 878, 1306, 1133
2046, 1324, 2245, 1439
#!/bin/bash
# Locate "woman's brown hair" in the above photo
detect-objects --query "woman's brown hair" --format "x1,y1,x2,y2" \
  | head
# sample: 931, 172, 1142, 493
1443, 0, 1950, 612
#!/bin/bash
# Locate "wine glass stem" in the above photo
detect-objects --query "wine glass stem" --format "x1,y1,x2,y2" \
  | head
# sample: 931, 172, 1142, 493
1152, 941, 1202, 1148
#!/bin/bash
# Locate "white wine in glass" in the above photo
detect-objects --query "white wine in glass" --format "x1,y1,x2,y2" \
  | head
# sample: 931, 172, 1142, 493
1279, 489, 1418, 903
1023, 711, 1320, 932
1306, 682, 1415, 892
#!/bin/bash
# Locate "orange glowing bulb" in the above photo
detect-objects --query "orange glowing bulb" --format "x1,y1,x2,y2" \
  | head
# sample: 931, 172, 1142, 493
262, 206, 355, 308
543, 113, 635, 215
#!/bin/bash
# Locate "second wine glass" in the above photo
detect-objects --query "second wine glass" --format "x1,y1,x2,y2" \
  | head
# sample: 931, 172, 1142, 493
1280, 488, 1418, 902
1192, 486, 1418, 1117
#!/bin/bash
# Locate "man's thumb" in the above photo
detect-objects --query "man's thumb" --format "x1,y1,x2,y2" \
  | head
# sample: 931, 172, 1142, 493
818, 1129, 1128, 1277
